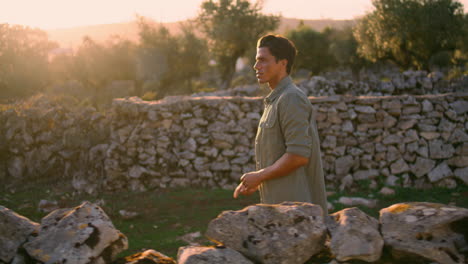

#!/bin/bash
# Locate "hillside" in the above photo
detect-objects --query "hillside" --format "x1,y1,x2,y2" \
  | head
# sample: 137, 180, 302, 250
46, 18, 355, 48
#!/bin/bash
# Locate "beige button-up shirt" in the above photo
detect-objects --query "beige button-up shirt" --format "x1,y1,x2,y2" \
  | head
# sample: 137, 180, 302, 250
255, 76, 327, 212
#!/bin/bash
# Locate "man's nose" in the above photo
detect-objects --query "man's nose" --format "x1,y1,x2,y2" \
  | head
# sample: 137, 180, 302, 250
253, 62, 259, 70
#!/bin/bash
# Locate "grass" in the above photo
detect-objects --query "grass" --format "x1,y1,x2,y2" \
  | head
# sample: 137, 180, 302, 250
1, 177, 467, 260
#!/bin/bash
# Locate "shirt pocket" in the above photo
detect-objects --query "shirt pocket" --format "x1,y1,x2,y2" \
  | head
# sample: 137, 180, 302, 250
259, 104, 277, 129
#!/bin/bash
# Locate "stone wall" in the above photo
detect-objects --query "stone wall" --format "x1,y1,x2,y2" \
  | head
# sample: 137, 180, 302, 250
193, 69, 468, 97
1, 93, 467, 193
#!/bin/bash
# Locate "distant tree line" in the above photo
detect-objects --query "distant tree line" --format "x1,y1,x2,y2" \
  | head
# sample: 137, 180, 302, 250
0, 0, 467, 105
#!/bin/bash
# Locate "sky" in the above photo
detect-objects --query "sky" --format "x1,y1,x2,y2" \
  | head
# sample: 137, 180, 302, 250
1, 0, 467, 30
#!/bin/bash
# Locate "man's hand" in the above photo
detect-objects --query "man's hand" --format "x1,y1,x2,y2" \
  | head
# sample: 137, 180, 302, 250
233, 182, 258, 198
240, 170, 264, 190
233, 170, 264, 198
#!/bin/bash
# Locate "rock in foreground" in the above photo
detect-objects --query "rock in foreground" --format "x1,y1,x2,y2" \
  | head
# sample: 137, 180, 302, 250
24, 201, 128, 264
0, 206, 39, 263
326, 207, 383, 262
206, 202, 326, 264
178, 246, 253, 264
380, 202, 468, 264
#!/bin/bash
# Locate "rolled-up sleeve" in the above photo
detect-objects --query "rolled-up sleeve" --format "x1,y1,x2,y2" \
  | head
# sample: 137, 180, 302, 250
277, 92, 312, 158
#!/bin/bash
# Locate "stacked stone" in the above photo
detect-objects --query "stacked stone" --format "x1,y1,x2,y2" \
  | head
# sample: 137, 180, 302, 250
192, 70, 466, 97
1, 93, 467, 193
315, 94, 468, 191
101, 96, 263, 192
0, 96, 110, 194
299, 70, 463, 96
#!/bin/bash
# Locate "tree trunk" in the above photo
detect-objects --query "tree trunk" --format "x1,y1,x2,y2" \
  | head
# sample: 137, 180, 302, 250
219, 58, 237, 90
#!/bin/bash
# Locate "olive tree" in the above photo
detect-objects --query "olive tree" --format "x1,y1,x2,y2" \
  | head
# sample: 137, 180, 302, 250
354, 0, 465, 70
197, 0, 279, 89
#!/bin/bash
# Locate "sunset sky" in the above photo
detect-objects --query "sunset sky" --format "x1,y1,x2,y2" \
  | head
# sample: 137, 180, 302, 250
2, 0, 466, 30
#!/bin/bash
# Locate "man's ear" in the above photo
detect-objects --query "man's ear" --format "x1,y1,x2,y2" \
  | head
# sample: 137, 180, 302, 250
280, 59, 288, 68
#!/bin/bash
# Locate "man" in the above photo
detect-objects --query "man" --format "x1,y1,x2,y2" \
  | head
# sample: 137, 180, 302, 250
233, 34, 327, 213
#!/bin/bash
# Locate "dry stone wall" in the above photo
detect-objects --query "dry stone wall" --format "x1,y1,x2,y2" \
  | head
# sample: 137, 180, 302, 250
1, 93, 467, 193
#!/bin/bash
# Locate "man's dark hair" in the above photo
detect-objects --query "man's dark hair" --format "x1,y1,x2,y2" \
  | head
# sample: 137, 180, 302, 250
257, 34, 297, 74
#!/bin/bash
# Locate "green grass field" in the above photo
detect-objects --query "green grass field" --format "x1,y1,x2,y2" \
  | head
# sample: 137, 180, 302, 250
1, 178, 467, 260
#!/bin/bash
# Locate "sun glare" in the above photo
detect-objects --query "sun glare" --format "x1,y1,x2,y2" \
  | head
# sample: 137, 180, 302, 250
1, 0, 467, 30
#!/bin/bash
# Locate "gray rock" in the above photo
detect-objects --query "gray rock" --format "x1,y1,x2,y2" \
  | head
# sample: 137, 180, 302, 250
354, 105, 376, 114
326, 208, 383, 262
121, 249, 176, 264
353, 169, 379, 180
380, 202, 468, 264
183, 138, 197, 152
211, 133, 234, 149
338, 197, 377, 208
418, 123, 438, 132
177, 246, 253, 264
119, 210, 139, 220
383, 134, 403, 145
404, 129, 419, 143
420, 131, 440, 140
342, 120, 354, 133
38, 199, 59, 213
386, 175, 400, 186
416, 145, 429, 158
205, 202, 326, 264
428, 162, 453, 183
339, 174, 353, 191
379, 187, 396, 196
439, 118, 457, 132
449, 129, 468, 143
411, 157, 436, 178
456, 142, 468, 155
398, 119, 418, 130
421, 100, 434, 112
429, 140, 455, 159
231, 156, 251, 164
0, 206, 40, 263
335, 156, 354, 176
450, 100, 468, 114
24, 201, 128, 264
210, 161, 230, 171
447, 156, 468, 167
128, 165, 149, 179
402, 106, 421, 115
390, 158, 410, 174
7, 156, 24, 179
348, 109, 357, 120
387, 146, 401, 162
454, 167, 468, 184
322, 135, 337, 149
383, 115, 398, 127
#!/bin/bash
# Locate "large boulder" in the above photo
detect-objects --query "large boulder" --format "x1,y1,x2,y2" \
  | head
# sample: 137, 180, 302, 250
0, 206, 39, 263
24, 201, 128, 264
380, 202, 468, 264
205, 202, 326, 264
326, 207, 383, 262
177, 246, 253, 264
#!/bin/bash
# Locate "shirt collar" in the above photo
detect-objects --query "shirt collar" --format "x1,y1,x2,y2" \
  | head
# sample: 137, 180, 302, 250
264, 76, 292, 104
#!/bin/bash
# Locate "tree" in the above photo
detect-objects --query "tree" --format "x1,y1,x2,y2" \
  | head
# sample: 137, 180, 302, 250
0, 24, 57, 100
197, 0, 279, 89
354, 0, 465, 70
178, 23, 209, 91
286, 23, 336, 75
136, 17, 208, 98
328, 27, 368, 80
51, 36, 137, 107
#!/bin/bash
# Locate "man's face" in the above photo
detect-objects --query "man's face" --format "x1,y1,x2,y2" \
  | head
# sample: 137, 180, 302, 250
253, 47, 285, 84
